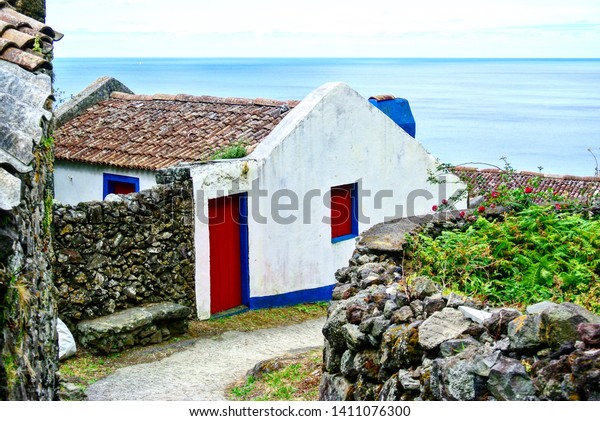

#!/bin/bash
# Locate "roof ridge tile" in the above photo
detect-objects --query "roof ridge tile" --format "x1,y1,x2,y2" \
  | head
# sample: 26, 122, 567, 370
106, 91, 297, 108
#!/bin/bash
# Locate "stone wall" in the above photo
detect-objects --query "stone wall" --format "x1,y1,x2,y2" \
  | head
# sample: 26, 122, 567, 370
52, 178, 195, 328
319, 215, 600, 401
0, 131, 57, 400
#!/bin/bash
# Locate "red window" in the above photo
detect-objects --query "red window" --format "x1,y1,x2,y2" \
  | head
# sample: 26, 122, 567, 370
331, 183, 358, 242
110, 181, 136, 195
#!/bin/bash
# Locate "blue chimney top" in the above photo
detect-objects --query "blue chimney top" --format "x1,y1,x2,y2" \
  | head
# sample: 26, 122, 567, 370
368, 95, 416, 138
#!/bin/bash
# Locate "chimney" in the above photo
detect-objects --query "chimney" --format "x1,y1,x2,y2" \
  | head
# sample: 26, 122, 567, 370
368, 95, 416, 138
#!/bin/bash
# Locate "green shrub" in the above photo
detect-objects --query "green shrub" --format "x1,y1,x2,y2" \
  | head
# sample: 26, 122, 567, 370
405, 206, 600, 312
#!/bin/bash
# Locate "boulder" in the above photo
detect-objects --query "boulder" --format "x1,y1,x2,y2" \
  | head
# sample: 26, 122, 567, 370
332, 283, 358, 301
411, 277, 441, 300
578, 323, 600, 347
560, 302, 600, 324
484, 308, 522, 339
323, 340, 342, 373
526, 301, 558, 315
418, 308, 471, 350
383, 300, 398, 319
572, 349, 600, 400
353, 374, 381, 400
319, 373, 354, 401
487, 357, 535, 401
423, 296, 446, 316
397, 369, 420, 391
323, 301, 351, 351
343, 323, 369, 351
340, 350, 358, 380
380, 324, 422, 372
533, 348, 600, 400
346, 303, 367, 325
357, 263, 387, 280
353, 350, 381, 381
540, 303, 589, 348
445, 292, 467, 308
439, 337, 480, 358
370, 316, 392, 340
391, 306, 414, 324
377, 373, 401, 400
458, 306, 492, 325
431, 344, 499, 401
507, 315, 544, 352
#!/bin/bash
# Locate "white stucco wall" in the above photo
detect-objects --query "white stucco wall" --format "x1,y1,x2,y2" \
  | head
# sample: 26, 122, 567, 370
54, 160, 157, 205
191, 82, 465, 319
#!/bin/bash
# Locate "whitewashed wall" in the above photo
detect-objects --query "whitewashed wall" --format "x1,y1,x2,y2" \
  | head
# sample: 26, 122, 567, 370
191, 82, 465, 319
54, 161, 157, 205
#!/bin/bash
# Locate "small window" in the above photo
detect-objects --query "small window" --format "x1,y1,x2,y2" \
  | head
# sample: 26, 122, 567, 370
330, 183, 358, 243
103, 173, 139, 199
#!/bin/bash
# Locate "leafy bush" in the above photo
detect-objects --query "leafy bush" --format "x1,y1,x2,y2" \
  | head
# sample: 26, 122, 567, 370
405, 206, 600, 312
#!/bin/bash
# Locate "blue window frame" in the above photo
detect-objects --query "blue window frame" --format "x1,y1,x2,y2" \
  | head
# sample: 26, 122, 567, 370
330, 182, 359, 243
103, 173, 140, 199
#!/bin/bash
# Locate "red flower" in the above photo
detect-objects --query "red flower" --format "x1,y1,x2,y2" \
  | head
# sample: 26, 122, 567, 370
491, 191, 500, 198
490, 203, 496, 209
555, 203, 561, 210
524, 187, 533, 194
432, 205, 438, 212
478, 205, 486, 213
442, 199, 448, 205
459, 211, 466, 218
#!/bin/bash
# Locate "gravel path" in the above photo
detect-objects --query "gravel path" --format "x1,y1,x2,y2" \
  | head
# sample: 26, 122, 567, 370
86, 317, 326, 401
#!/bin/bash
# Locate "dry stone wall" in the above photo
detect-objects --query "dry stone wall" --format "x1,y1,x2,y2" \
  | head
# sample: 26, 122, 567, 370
52, 177, 195, 328
319, 215, 600, 401
0, 133, 57, 400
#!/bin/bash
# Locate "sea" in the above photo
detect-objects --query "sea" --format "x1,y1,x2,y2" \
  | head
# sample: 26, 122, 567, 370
52, 58, 600, 177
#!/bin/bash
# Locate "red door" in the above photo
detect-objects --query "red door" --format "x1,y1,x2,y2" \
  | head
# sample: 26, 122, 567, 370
209, 195, 242, 314
331, 185, 353, 238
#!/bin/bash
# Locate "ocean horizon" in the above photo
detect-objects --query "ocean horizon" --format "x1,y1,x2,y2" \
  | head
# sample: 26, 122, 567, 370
53, 58, 600, 177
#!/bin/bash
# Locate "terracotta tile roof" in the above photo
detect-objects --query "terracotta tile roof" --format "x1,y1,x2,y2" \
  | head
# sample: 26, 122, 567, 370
0, 1, 62, 72
454, 166, 600, 203
55, 92, 300, 171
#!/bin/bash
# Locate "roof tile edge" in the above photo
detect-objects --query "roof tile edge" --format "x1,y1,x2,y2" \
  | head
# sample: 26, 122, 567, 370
453, 165, 600, 183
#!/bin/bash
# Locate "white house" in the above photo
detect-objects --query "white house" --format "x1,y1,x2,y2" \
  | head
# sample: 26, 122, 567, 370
54, 79, 464, 319
54, 76, 299, 205
189, 82, 464, 319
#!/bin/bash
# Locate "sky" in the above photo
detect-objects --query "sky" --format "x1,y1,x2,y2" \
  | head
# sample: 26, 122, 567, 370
46, 0, 600, 57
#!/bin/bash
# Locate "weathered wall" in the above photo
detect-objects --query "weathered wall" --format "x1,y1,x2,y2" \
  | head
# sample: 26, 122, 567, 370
191, 82, 465, 319
53, 177, 195, 328
6, 0, 45, 22
0, 61, 57, 400
54, 160, 157, 205
319, 215, 600, 401
0, 140, 57, 401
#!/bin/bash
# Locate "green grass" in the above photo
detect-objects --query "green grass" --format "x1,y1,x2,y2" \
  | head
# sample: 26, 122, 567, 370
228, 349, 322, 401
59, 353, 122, 386
405, 205, 600, 312
188, 302, 327, 338
210, 141, 247, 160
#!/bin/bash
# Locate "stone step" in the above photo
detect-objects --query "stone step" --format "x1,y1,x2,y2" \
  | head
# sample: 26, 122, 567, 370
76, 302, 191, 354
